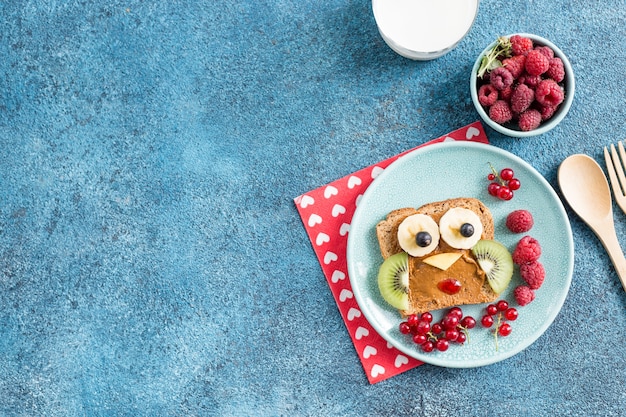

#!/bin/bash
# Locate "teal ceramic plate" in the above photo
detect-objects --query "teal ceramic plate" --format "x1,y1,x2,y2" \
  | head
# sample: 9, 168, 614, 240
346, 141, 574, 368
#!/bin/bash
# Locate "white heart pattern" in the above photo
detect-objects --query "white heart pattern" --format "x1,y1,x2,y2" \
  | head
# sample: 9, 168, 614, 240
466, 126, 480, 139
316, 232, 330, 246
331, 270, 345, 283
394, 354, 409, 368
347, 175, 362, 189
371, 166, 384, 179
324, 251, 338, 264
295, 122, 486, 384
347, 307, 361, 321
331, 204, 346, 217
370, 364, 385, 378
339, 289, 353, 302
299, 195, 314, 208
355, 326, 369, 340
363, 345, 377, 358
307, 213, 322, 227
324, 185, 338, 199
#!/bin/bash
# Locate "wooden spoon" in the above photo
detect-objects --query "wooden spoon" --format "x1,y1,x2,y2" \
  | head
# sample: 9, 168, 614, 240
558, 154, 626, 292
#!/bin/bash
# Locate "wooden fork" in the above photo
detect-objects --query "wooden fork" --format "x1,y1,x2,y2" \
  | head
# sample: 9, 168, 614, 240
604, 141, 626, 215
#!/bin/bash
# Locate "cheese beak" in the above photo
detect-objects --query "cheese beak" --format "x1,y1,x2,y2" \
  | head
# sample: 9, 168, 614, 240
423, 252, 463, 271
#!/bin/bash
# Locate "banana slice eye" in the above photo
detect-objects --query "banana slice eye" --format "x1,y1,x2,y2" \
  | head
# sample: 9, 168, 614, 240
397, 214, 440, 257
439, 208, 484, 249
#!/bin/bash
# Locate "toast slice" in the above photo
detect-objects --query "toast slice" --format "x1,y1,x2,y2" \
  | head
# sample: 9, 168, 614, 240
376, 197, 497, 315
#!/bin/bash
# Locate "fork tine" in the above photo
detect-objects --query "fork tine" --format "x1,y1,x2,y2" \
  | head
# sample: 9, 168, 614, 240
604, 145, 621, 197
605, 143, 626, 215
609, 144, 625, 196
616, 141, 626, 193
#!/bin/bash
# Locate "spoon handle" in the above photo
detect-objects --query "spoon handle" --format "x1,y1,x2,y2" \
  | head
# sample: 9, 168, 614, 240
595, 224, 626, 293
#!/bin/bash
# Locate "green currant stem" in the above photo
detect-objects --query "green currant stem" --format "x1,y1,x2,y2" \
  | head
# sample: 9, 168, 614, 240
460, 326, 470, 344
494, 313, 502, 352
488, 162, 507, 187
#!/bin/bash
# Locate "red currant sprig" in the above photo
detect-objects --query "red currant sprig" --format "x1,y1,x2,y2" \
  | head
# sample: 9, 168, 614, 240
399, 307, 476, 353
487, 163, 521, 201
480, 300, 518, 350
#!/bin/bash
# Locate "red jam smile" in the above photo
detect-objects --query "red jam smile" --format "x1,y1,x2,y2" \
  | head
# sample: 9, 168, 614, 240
438, 279, 462, 295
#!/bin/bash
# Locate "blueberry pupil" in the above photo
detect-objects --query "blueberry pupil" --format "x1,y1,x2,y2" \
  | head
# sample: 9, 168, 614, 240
460, 223, 474, 238
415, 232, 432, 247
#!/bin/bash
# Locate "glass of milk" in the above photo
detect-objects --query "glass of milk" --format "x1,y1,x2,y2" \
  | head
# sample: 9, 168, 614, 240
372, 0, 479, 60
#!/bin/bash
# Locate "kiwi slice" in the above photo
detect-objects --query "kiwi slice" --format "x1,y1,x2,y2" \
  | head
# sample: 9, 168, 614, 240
377, 252, 410, 310
471, 240, 514, 294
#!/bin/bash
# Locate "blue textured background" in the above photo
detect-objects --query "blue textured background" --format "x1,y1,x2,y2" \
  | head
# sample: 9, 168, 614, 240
1, 1, 625, 416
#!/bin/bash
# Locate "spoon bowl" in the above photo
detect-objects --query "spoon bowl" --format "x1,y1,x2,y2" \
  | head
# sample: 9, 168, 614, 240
558, 154, 613, 223
558, 154, 626, 292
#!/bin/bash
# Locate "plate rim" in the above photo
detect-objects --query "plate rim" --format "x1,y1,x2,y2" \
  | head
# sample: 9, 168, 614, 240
346, 141, 574, 368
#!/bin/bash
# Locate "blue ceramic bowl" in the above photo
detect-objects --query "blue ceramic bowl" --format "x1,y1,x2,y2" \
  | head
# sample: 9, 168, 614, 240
470, 33, 575, 137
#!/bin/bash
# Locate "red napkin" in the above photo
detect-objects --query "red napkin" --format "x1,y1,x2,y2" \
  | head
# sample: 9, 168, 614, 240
294, 122, 489, 383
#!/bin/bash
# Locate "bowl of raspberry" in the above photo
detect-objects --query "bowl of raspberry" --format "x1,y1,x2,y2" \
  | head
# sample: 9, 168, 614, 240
470, 33, 575, 137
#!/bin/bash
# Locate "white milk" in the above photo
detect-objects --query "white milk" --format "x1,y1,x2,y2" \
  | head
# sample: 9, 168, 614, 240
373, 0, 479, 59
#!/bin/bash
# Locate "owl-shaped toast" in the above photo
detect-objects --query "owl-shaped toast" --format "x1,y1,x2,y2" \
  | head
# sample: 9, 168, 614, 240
376, 197, 512, 315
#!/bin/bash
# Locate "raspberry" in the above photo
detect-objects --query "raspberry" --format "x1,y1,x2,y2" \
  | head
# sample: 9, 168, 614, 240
489, 100, 513, 124
525, 49, 550, 76
510, 84, 535, 114
512, 235, 542, 265
478, 84, 498, 106
534, 45, 554, 59
519, 73, 542, 88
514, 285, 535, 306
520, 261, 545, 290
506, 210, 534, 233
499, 86, 513, 102
502, 55, 526, 79
489, 67, 514, 91
538, 104, 557, 121
546, 57, 565, 83
535, 79, 564, 107
510, 35, 534, 56
518, 109, 542, 131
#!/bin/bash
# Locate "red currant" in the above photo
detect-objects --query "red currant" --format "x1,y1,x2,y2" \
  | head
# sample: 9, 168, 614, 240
436, 339, 449, 352
407, 314, 419, 327
486, 304, 498, 316
481, 314, 494, 328
500, 168, 514, 181
445, 329, 460, 341
420, 312, 433, 323
487, 173, 496, 181
431, 323, 443, 334
441, 315, 459, 330
488, 182, 501, 196
447, 307, 463, 318
496, 300, 509, 311
413, 334, 427, 345
498, 323, 513, 337
415, 320, 430, 335
504, 307, 518, 321
508, 178, 521, 190
455, 332, 467, 344
399, 322, 411, 334
498, 186, 513, 200
460, 316, 476, 329
421, 341, 435, 352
